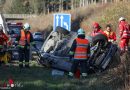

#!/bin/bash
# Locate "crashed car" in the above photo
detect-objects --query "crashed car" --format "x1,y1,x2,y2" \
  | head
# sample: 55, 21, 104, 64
88, 34, 119, 71
37, 26, 120, 72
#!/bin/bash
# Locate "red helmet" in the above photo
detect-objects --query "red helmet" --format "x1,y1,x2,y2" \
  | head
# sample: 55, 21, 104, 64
93, 22, 100, 28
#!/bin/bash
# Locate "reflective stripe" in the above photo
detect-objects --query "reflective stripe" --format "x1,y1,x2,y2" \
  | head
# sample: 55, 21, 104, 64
31, 42, 35, 45
81, 73, 87, 76
123, 30, 130, 32
77, 44, 88, 46
75, 53, 87, 56
19, 62, 23, 64
7, 37, 11, 43
25, 62, 29, 65
68, 72, 74, 76
123, 34, 130, 36
75, 52, 87, 54
76, 46, 88, 48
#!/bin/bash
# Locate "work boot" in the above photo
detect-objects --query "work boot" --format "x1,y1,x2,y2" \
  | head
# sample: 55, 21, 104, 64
68, 72, 74, 79
25, 64, 30, 68
81, 73, 87, 79
125, 46, 128, 52
19, 64, 23, 68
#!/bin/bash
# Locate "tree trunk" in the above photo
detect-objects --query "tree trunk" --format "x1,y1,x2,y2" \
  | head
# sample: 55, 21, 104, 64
71, 0, 74, 9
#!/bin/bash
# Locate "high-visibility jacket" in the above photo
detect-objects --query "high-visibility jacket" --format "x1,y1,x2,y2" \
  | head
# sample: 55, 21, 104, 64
104, 30, 116, 41
19, 30, 31, 46
119, 21, 130, 39
91, 29, 106, 37
74, 38, 89, 60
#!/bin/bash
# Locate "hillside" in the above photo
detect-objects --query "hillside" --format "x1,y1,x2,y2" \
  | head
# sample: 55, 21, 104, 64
23, 1, 130, 35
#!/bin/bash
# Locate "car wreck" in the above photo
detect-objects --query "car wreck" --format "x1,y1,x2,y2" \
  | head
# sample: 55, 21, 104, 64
36, 26, 120, 72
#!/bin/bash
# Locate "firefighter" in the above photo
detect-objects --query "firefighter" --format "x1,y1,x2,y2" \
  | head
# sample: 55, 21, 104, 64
0, 25, 10, 65
118, 17, 130, 54
68, 28, 90, 78
104, 24, 116, 43
91, 22, 106, 37
16, 23, 37, 68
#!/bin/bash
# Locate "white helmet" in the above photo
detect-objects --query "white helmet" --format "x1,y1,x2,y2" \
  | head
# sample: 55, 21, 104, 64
119, 17, 125, 22
23, 23, 31, 30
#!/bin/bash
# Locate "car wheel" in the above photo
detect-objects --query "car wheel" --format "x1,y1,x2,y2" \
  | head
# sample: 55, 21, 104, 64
92, 34, 108, 47
56, 26, 69, 35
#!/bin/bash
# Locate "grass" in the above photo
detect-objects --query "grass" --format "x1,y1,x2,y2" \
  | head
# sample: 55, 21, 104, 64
0, 62, 126, 90
82, 1, 130, 36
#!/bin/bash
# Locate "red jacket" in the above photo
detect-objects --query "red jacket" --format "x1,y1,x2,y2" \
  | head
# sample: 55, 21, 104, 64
0, 32, 8, 45
119, 21, 130, 39
91, 29, 106, 37
104, 30, 116, 41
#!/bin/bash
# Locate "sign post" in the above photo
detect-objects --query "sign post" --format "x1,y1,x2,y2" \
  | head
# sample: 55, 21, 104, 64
53, 13, 71, 31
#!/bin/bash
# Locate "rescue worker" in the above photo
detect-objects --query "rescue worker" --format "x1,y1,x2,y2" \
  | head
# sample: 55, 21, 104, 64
16, 23, 37, 68
118, 17, 130, 53
104, 24, 116, 43
0, 25, 9, 65
91, 22, 106, 37
68, 28, 90, 78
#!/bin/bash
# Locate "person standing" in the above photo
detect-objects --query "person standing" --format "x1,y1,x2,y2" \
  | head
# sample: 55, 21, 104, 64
68, 28, 90, 78
118, 17, 130, 54
0, 25, 10, 65
91, 22, 106, 37
104, 24, 116, 43
16, 23, 37, 68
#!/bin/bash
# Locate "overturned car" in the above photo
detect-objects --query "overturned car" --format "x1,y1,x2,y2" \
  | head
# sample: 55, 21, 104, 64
36, 26, 120, 72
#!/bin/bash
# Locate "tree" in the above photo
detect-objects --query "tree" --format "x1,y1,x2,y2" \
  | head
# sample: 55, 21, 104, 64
30, 0, 46, 14
9, 0, 32, 14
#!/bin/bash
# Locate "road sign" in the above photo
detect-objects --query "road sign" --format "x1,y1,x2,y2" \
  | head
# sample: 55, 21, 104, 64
53, 13, 71, 31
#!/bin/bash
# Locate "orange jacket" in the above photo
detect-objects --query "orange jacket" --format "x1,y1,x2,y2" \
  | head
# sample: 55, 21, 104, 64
119, 21, 130, 39
0, 32, 8, 45
104, 30, 116, 41
19, 30, 31, 46
74, 38, 89, 60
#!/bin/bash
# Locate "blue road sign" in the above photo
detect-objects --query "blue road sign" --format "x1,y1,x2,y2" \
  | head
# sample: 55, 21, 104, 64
53, 13, 71, 31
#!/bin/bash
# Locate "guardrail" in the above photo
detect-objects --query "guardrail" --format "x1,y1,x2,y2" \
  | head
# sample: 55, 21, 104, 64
3, 14, 37, 19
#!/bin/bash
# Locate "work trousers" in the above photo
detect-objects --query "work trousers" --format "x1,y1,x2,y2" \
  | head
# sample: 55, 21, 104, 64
119, 38, 129, 51
19, 47, 30, 65
71, 60, 88, 74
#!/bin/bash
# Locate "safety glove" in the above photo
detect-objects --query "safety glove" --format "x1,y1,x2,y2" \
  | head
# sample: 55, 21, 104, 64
17, 45, 24, 48
69, 51, 74, 55
0, 45, 3, 49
